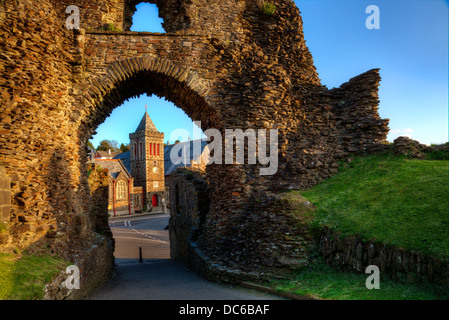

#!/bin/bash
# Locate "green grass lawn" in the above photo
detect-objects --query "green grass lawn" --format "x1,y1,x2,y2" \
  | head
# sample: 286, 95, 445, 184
301, 151, 449, 258
271, 149, 449, 300
0, 251, 69, 300
269, 259, 449, 300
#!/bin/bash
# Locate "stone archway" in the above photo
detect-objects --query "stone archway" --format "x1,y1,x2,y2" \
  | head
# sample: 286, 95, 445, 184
72, 53, 308, 278
74, 54, 222, 238
78, 55, 219, 141
1, 0, 390, 293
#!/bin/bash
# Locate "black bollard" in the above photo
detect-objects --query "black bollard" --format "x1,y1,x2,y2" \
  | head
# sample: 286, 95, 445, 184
139, 247, 143, 263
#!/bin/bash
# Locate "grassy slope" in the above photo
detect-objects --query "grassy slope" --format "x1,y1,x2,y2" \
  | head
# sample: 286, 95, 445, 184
271, 260, 449, 300
0, 252, 69, 300
302, 151, 449, 258
269, 150, 449, 300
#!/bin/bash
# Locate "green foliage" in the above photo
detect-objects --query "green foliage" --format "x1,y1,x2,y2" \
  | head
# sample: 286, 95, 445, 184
87, 140, 95, 150
120, 143, 130, 153
425, 149, 449, 160
257, 0, 276, 15
0, 221, 8, 234
101, 23, 122, 32
296, 151, 449, 258
96, 139, 120, 152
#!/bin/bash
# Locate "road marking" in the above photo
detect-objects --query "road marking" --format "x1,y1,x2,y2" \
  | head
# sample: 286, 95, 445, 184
125, 220, 168, 243
109, 218, 168, 243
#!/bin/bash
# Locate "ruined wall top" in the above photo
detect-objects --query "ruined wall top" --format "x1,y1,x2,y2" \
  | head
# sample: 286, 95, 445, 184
54, 0, 319, 84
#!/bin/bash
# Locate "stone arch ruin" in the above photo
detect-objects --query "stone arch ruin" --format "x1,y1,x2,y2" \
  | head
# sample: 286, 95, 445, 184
0, 0, 389, 296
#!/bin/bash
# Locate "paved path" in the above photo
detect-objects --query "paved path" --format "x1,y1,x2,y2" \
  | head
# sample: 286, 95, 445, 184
89, 214, 284, 300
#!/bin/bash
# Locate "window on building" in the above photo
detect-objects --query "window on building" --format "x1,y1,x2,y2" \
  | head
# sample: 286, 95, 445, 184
116, 180, 126, 199
140, 142, 143, 159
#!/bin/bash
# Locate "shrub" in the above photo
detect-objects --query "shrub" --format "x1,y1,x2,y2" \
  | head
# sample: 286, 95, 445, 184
257, 0, 276, 16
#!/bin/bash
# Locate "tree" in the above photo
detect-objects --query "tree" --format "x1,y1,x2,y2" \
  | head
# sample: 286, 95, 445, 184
87, 140, 95, 149
120, 143, 130, 153
97, 139, 119, 152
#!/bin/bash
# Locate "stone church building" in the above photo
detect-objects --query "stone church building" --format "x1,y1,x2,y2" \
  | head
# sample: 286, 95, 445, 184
89, 111, 165, 214
129, 111, 166, 211
90, 158, 140, 215
91, 110, 210, 214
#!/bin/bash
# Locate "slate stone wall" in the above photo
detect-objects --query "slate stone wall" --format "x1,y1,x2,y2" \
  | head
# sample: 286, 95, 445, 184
0, 0, 84, 250
169, 167, 319, 281
87, 163, 112, 237
169, 167, 209, 264
318, 227, 449, 288
44, 234, 115, 300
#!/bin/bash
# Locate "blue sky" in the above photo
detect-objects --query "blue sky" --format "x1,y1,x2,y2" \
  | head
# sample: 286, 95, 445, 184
91, 0, 448, 147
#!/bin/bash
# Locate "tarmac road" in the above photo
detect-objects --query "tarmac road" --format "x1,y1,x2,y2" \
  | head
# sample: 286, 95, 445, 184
88, 214, 284, 300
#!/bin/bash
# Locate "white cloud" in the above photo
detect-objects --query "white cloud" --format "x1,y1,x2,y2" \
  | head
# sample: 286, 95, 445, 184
388, 128, 414, 141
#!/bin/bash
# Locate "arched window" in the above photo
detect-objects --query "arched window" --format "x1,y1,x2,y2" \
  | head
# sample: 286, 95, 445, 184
116, 180, 126, 199
129, 3, 165, 33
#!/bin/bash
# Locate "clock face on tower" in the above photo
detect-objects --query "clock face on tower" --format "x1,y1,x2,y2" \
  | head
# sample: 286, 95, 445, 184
153, 167, 158, 173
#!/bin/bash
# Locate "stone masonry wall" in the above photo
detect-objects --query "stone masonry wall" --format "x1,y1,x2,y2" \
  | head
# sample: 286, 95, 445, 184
0, 0, 85, 249
0, 166, 10, 245
169, 167, 319, 281
56, 0, 125, 31
318, 227, 449, 288
169, 167, 209, 264
0, 0, 115, 297
87, 163, 112, 238
44, 234, 114, 300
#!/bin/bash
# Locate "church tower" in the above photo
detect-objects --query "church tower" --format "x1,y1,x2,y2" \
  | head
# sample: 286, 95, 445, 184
129, 109, 165, 210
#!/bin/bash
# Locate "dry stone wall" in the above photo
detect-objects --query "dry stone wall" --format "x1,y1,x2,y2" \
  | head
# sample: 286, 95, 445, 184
56, 0, 125, 31
44, 234, 114, 300
0, 0, 84, 250
318, 227, 449, 288
86, 163, 112, 238
169, 167, 209, 264
170, 167, 319, 281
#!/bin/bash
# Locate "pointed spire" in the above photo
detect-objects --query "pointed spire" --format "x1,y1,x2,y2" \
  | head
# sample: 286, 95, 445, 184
134, 109, 158, 133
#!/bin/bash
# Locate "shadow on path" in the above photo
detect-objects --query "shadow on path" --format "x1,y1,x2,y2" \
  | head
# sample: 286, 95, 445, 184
89, 258, 284, 300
